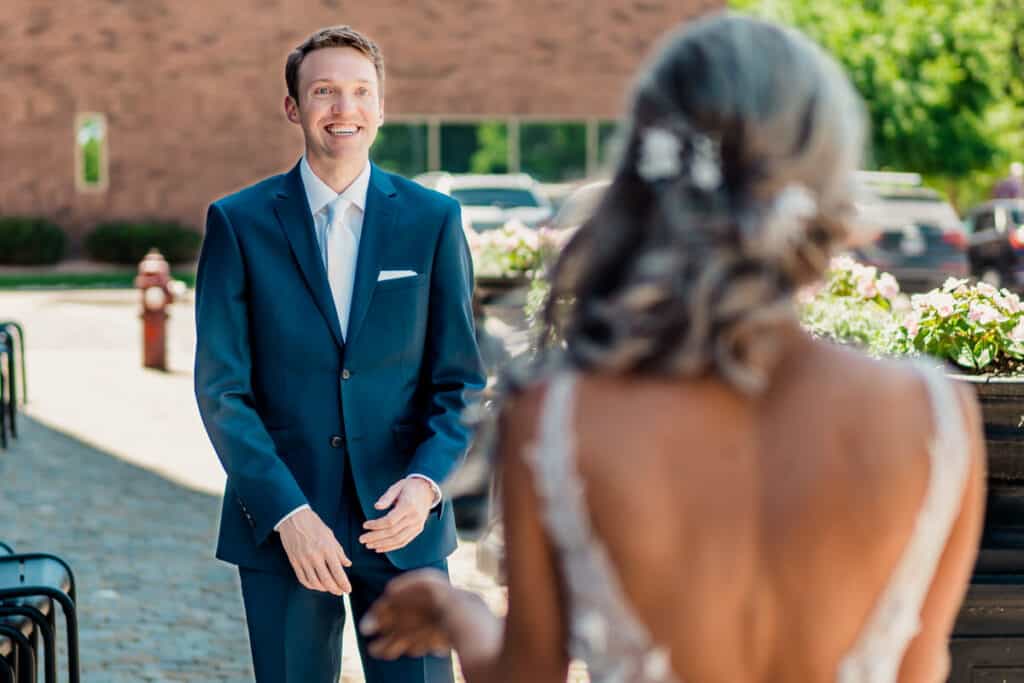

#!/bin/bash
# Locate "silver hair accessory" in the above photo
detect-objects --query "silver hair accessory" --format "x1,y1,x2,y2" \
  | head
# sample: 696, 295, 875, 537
637, 127, 682, 182
636, 124, 722, 191
689, 135, 723, 191
760, 183, 818, 256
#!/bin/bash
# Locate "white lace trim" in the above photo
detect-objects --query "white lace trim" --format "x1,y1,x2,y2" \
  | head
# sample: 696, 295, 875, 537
836, 362, 971, 682
525, 373, 681, 683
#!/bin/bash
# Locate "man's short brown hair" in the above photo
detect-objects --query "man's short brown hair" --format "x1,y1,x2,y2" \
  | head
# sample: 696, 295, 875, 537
285, 26, 385, 103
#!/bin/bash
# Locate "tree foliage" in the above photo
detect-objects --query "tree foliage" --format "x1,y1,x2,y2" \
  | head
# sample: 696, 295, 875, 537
732, 0, 1024, 205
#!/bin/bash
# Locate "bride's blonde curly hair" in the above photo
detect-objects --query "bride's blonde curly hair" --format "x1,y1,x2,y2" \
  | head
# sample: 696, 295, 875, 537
541, 12, 868, 393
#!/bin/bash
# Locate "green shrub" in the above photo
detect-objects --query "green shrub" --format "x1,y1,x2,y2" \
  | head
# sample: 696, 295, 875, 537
85, 221, 201, 264
0, 217, 67, 265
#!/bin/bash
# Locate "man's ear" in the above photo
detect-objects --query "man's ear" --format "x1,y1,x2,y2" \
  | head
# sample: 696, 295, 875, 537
284, 95, 301, 125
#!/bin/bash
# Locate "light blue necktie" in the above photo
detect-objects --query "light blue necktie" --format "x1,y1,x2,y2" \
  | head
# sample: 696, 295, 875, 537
324, 197, 357, 339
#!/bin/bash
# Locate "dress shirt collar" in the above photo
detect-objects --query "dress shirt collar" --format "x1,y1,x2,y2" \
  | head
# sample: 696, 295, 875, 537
299, 156, 371, 218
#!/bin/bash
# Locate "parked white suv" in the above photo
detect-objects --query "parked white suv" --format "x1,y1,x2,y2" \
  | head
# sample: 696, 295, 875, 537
414, 173, 553, 232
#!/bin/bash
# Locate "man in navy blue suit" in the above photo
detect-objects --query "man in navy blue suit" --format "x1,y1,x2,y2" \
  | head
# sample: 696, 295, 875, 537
194, 25, 485, 683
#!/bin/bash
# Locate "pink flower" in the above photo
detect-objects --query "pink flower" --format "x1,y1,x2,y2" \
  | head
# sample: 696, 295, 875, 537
852, 264, 878, 298
928, 292, 956, 318
856, 276, 877, 299
830, 255, 856, 272
998, 292, 1023, 314
904, 313, 920, 337
943, 277, 969, 292
969, 301, 1003, 325
1012, 320, 1024, 343
877, 273, 900, 300
976, 282, 999, 298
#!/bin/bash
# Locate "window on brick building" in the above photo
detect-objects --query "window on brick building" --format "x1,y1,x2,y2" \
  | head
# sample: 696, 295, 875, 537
441, 122, 509, 174
598, 121, 621, 166
520, 122, 586, 182
75, 113, 108, 192
373, 123, 429, 177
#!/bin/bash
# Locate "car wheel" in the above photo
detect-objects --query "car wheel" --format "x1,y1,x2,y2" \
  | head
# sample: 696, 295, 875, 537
980, 268, 1003, 288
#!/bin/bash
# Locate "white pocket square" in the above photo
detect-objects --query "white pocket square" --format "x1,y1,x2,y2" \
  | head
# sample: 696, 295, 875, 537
377, 269, 418, 282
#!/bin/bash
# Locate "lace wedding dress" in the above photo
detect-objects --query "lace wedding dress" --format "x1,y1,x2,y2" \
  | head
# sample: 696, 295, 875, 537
523, 365, 970, 682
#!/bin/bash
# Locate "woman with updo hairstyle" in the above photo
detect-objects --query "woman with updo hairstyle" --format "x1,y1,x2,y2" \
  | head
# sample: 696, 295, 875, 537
363, 12, 985, 683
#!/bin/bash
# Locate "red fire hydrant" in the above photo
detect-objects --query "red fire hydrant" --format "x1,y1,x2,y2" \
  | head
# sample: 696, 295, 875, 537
134, 248, 175, 370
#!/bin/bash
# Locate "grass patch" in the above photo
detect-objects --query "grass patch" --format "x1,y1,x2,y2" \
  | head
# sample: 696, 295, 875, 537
0, 272, 196, 290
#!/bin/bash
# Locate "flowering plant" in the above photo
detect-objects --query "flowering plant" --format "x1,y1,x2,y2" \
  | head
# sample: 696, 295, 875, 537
468, 220, 567, 279
902, 278, 1024, 373
797, 256, 908, 356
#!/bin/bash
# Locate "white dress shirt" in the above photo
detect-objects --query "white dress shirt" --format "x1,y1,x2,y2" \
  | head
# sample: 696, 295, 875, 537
273, 158, 441, 532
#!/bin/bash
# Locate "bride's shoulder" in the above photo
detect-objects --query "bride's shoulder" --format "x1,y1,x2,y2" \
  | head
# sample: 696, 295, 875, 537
808, 341, 929, 396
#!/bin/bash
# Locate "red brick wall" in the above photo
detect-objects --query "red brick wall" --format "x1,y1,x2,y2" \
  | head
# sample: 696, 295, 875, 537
0, 0, 723, 244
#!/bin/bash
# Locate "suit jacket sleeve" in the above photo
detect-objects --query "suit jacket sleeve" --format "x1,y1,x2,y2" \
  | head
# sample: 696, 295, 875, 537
405, 200, 486, 491
194, 202, 309, 544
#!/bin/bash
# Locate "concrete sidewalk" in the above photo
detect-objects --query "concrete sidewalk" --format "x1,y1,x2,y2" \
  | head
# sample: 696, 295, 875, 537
0, 289, 508, 682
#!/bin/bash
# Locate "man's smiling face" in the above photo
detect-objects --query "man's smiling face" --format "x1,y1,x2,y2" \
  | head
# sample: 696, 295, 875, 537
286, 46, 383, 166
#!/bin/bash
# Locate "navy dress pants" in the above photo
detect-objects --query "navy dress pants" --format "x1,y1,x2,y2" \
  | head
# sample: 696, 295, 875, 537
238, 468, 455, 683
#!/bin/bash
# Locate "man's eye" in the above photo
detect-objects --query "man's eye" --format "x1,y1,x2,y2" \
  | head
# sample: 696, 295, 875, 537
357, 88, 369, 96
314, 87, 332, 95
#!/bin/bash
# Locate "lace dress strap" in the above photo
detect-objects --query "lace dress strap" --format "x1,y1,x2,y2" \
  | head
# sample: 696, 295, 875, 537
524, 372, 681, 683
836, 362, 971, 683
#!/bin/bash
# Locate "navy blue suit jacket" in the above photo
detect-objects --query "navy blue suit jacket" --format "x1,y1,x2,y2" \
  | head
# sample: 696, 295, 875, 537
194, 161, 485, 573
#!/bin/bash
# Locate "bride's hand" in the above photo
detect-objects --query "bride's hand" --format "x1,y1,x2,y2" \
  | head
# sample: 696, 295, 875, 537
360, 568, 456, 660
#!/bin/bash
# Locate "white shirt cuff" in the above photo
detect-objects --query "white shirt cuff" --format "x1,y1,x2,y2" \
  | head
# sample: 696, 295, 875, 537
274, 503, 310, 532
407, 474, 442, 509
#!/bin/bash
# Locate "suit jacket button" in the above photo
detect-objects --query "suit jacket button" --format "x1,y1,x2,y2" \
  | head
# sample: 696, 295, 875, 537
342, 369, 351, 380
330, 435, 345, 448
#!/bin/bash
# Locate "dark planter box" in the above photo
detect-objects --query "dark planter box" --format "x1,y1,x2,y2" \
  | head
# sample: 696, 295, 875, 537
473, 275, 531, 307
949, 374, 1024, 681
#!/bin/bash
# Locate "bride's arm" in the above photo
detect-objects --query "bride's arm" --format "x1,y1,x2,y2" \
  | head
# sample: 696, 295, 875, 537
363, 388, 571, 682
449, 389, 572, 683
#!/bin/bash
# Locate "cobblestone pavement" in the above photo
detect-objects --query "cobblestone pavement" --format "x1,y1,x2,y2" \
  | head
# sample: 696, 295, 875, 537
0, 289, 526, 682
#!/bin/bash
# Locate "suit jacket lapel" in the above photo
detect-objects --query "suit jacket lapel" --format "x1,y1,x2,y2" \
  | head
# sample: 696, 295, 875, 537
273, 162, 345, 348
346, 164, 397, 346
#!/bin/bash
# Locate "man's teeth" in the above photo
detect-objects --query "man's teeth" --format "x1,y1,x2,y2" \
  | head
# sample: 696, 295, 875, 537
327, 126, 358, 136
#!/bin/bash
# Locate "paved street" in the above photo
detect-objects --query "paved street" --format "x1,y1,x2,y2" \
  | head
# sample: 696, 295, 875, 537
0, 289, 512, 682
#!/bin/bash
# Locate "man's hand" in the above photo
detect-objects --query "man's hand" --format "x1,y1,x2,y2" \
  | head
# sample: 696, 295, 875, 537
360, 478, 435, 553
278, 507, 352, 595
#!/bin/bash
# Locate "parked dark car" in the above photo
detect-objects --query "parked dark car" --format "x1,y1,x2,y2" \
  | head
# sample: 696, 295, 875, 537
851, 172, 968, 293
964, 199, 1024, 289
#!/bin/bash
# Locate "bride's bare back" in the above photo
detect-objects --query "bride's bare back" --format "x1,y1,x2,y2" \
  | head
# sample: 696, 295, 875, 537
497, 334, 985, 683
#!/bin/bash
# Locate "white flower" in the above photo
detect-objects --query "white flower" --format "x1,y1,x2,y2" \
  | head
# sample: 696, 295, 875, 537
976, 282, 999, 298
969, 301, 1004, 325
997, 291, 1023, 314
851, 263, 877, 282
928, 292, 956, 317
856, 275, 878, 299
1011, 319, 1024, 343
904, 312, 921, 337
637, 127, 682, 181
831, 255, 856, 272
877, 273, 900, 300
942, 277, 969, 292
